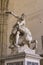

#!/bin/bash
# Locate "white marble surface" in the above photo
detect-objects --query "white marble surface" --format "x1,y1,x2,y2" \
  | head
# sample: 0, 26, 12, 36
14, 44, 35, 54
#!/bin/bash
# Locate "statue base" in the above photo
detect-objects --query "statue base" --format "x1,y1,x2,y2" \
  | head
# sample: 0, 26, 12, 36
9, 44, 35, 55
5, 52, 41, 65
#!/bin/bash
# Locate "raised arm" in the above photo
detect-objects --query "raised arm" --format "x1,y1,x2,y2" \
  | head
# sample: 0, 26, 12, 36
10, 12, 20, 19
5, 11, 20, 19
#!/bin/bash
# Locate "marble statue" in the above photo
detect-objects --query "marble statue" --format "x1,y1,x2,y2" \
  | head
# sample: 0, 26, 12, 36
5, 11, 38, 49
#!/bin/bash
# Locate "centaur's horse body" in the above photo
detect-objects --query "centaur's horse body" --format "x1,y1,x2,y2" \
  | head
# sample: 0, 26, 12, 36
9, 23, 38, 49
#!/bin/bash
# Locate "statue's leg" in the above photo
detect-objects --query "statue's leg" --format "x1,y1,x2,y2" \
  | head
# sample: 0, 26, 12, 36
15, 31, 20, 47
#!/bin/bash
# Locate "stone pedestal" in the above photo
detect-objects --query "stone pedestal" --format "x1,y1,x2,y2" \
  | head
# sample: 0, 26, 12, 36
5, 52, 41, 65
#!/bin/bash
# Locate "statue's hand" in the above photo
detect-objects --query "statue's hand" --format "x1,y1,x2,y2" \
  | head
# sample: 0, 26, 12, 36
5, 11, 12, 14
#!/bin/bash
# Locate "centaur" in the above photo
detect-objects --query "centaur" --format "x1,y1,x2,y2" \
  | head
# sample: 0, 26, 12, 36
6, 11, 38, 49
